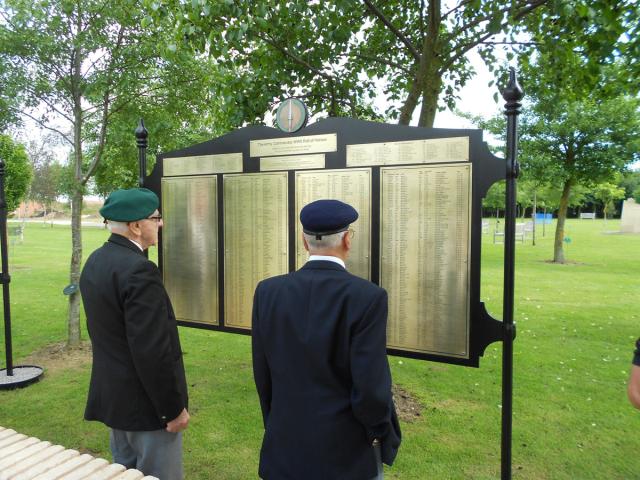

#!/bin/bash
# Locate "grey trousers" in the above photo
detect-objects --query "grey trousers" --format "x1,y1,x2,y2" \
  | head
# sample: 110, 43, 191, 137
369, 443, 384, 480
110, 428, 183, 480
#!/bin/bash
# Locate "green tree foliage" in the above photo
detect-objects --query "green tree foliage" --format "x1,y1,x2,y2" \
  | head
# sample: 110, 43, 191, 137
0, 0, 222, 345
593, 181, 626, 221
93, 54, 223, 196
147, 0, 638, 128
0, 134, 31, 212
620, 170, 640, 202
483, 180, 505, 218
518, 53, 640, 263
26, 137, 63, 214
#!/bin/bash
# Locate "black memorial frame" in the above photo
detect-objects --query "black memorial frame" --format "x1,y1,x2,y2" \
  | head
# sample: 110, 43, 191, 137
145, 117, 506, 368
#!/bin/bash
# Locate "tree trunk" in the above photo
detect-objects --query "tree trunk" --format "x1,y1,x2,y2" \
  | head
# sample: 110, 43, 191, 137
67, 188, 83, 345
67, 5, 84, 347
532, 191, 537, 246
398, 0, 441, 127
553, 179, 573, 263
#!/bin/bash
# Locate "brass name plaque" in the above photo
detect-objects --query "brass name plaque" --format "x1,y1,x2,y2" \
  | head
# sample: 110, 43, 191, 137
380, 164, 471, 357
261, 154, 326, 171
162, 176, 219, 324
223, 172, 289, 328
295, 169, 371, 280
250, 134, 337, 157
164, 153, 243, 177
346, 137, 469, 167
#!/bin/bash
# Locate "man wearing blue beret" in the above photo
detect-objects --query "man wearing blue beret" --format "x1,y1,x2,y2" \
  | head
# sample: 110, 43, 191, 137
252, 199, 401, 479
80, 188, 189, 480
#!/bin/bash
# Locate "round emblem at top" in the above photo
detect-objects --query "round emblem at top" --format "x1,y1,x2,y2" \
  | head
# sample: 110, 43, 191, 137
275, 98, 308, 133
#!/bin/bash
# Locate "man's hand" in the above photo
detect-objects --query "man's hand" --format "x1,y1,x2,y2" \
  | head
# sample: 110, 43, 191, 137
166, 408, 190, 433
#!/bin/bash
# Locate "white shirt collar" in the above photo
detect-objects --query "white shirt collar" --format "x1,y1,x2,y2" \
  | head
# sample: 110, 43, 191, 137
128, 238, 144, 251
308, 255, 346, 269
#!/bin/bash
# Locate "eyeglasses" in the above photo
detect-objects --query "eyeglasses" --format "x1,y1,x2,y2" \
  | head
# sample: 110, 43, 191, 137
146, 214, 162, 222
347, 228, 355, 239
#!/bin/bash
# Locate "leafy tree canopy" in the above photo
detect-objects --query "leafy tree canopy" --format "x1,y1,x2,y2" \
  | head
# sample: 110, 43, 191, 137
146, 0, 638, 127
0, 134, 32, 212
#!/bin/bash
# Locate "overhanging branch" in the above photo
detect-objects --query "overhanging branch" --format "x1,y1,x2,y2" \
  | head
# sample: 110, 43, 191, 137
363, 0, 421, 62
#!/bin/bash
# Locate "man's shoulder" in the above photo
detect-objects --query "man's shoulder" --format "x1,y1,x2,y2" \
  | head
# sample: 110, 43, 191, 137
344, 272, 386, 298
257, 272, 291, 290
86, 240, 151, 272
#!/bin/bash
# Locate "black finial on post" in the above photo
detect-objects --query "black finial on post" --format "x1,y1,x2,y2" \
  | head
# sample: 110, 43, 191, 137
503, 67, 524, 178
499, 67, 524, 480
136, 118, 149, 188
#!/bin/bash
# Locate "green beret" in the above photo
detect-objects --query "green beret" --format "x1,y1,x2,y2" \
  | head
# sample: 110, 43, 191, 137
99, 188, 159, 222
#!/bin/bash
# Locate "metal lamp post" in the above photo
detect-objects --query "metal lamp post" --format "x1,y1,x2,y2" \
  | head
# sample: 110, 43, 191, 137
500, 67, 524, 479
0, 156, 43, 389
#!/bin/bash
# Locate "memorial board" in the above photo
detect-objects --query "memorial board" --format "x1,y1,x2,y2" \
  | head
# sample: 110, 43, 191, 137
162, 176, 219, 324
163, 152, 243, 176
295, 169, 371, 280
380, 164, 471, 357
223, 172, 289, 328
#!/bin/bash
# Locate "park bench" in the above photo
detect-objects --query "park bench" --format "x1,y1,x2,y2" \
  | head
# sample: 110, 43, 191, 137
514, 223, 526, 243
523, 221, 534, 242
0, 425, 158, 480
494, 222, 531, 244
579, 212, 596, 219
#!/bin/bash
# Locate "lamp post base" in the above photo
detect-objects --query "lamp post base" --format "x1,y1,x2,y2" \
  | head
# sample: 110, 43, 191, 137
0, 365, 43, 390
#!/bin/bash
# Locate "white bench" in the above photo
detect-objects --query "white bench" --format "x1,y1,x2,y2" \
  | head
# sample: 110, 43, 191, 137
0, 426, 158, 480
580, 212, 596, 219
8, 224, 24, 245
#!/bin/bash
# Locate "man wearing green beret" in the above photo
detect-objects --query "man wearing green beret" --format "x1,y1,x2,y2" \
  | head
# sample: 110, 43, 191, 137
80, 188, 189, 480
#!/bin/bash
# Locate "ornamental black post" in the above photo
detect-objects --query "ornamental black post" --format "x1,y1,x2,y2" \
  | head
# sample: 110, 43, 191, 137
0, 157, 13, 376
0, 157, 43, 389
501, 67, 524, 480
136, 118, 148, 188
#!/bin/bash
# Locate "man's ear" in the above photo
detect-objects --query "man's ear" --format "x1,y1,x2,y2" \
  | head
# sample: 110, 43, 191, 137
343, 231, 351, 250
127, 221, 141, 236
302, 234, 310, 252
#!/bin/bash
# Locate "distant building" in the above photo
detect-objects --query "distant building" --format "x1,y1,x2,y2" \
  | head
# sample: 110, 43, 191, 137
13, 200, 45, 218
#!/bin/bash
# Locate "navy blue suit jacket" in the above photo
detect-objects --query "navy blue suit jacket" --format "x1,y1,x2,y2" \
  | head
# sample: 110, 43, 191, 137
252, 260, 401, 480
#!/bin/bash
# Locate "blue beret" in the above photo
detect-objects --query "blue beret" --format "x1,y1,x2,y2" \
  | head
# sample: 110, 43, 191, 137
99, 188, 159, 222
300, 199, 358, 237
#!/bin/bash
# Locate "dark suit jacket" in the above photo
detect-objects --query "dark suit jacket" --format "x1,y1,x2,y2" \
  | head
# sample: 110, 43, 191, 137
80, 233, 188, 431
252, 260, 401, 480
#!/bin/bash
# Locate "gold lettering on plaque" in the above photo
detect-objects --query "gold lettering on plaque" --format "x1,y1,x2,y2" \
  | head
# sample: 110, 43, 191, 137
346, 137, 469, 167
164, 152, 243, 176
295, 169, 371, 280
162, 176, 219, 324
250, 134, 337, 157
261, 154, 326, 171
224, 172, 289, 328
380, 164, 471, 358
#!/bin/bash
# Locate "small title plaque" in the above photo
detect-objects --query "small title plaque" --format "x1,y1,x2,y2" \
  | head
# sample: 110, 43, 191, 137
250, 134, 337, 158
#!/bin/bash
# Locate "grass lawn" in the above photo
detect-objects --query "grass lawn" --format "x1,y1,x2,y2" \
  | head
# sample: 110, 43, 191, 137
0, 219, 638, 479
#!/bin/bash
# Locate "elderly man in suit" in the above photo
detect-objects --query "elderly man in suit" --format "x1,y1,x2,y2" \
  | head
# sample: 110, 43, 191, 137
80, 188, 189, 480
252, 199, 401, 480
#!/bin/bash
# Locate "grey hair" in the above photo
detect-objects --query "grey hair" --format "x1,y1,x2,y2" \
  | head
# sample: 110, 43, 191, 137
106, 220, 129, 234
303, 231, 347, 252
